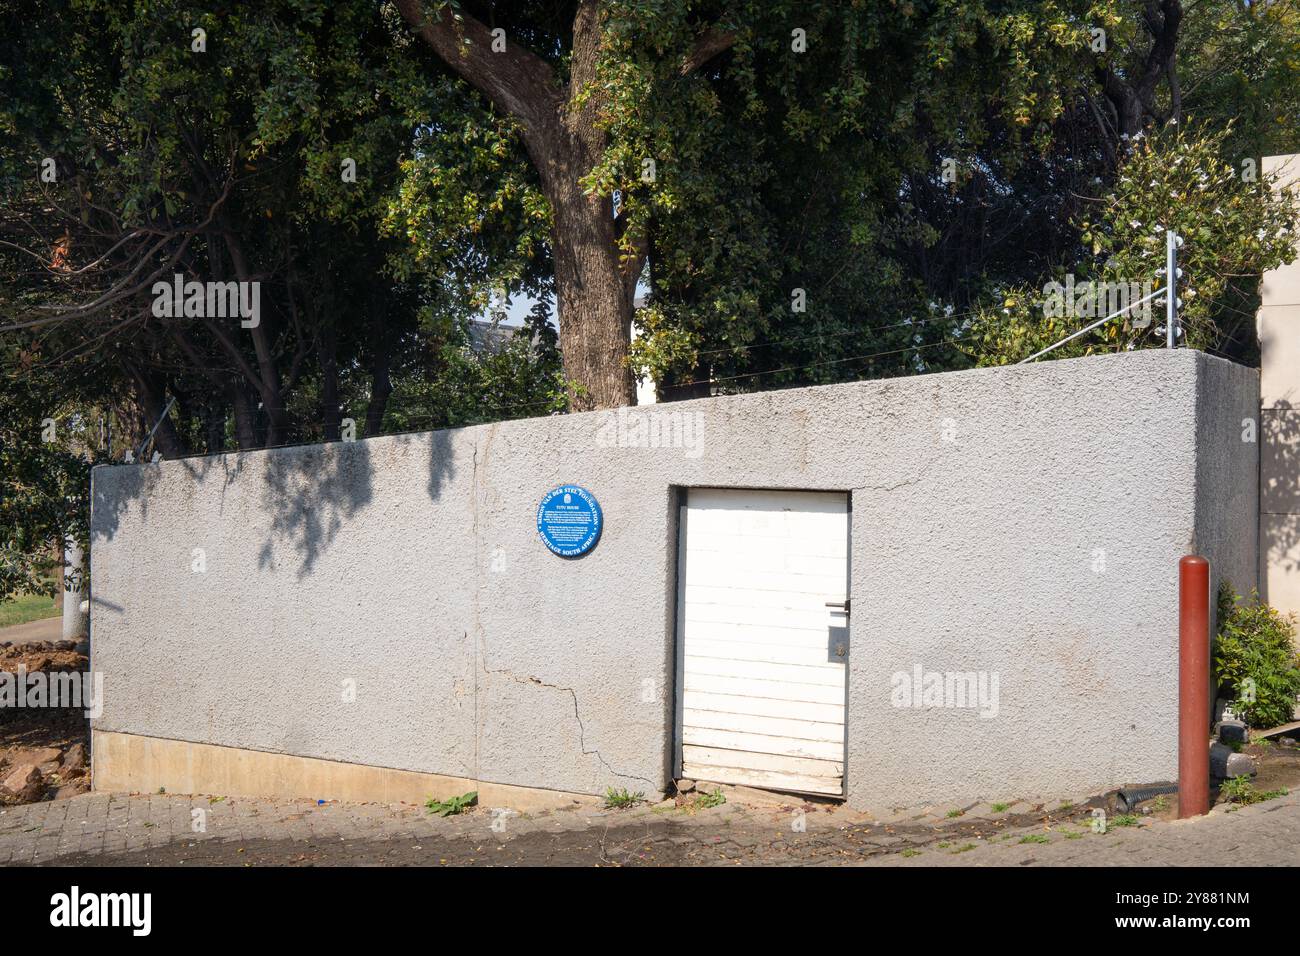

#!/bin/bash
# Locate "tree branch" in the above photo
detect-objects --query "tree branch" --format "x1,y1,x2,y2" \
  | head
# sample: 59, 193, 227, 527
1135, 0, 1182, 105
392, 0, 563, 132
681, 26, 736, 76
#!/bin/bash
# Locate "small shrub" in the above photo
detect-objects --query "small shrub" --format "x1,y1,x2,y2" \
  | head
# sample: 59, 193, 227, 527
1111, 814, 1140, 828
1220, 775, 1253, 804
693, 788, 726, 810
1018, 833, 1050, 844
603, 787, 644, 809
426, 791, 477, 817
1213, 584, 1300, 729
1220, 775, 1288, 806
990, 802, 1011, 812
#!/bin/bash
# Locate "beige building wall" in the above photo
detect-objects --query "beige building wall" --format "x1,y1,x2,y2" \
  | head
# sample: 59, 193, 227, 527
1259, 154, 1300, 619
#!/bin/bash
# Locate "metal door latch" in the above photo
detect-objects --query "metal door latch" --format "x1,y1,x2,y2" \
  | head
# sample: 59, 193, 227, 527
827, 599, 849, 662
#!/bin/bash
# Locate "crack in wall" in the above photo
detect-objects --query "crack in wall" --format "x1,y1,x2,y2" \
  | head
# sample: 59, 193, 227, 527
478, 646, 658, 792
854, 474, 926, 493
853, 466, 931, 494
465, 422, 655, 794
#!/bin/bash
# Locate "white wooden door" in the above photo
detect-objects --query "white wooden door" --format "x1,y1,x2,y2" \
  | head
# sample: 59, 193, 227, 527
677, 488, 849, 796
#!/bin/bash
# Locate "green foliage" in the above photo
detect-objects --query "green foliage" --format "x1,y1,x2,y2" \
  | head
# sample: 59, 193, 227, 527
963, 126, 1299, 365
1176, 0, 1300, 163
603, 0, 1087, 392
1, 0, 558, 449
1220, 776, 1287, 807
1082, 125, 1297, 352
603, 787, 645, 809
381, 99, 550, 308
0, 354, 103, 602
1213, 583, 1300, 729
601, 1, 1300, 387
382, 308, 567, 435
425, 791, 477, 817
692, 787, 726, 810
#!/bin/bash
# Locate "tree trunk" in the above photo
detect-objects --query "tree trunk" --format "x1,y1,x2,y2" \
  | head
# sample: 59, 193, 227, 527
127, 364, 184, 459
320, 320, 340, 442
204, 400, 226, 454
1095, 1, 1183, 139
60, 535, 87, 641
54, 538, 64, 610
365, 306, 392, 437
392, 0, 736, 412
545, 163, 635, 410
231, 389, 259, 449
223, 229, 289, 444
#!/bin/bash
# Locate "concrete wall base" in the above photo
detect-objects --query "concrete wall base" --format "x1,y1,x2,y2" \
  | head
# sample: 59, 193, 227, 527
90, 730, 602, 812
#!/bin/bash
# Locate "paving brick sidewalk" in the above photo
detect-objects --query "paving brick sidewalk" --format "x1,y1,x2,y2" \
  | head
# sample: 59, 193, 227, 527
2, 788, 1298, 866
873, 791, 1300, 867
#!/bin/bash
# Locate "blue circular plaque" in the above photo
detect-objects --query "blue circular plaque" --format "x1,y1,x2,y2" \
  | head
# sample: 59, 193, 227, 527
536, 485, 603, 558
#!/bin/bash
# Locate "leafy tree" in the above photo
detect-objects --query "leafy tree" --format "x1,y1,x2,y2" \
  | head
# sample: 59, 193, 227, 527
0, 349, 102, 602
390, 0, 740, 409
0, 0, 565, 596
552, 0, 1095, 396
962, 125, 1297, 365
0, 0, 558, 449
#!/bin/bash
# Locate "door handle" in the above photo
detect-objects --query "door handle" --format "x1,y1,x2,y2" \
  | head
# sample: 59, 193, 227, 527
827, 600, 849, 662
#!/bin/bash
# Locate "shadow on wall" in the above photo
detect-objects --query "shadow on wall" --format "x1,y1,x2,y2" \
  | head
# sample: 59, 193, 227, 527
256, 441, 375, 579
89, 463, 163, 544
92, 427, 461, 583
1263, 400, 1300, 582
253, 430, 460, 577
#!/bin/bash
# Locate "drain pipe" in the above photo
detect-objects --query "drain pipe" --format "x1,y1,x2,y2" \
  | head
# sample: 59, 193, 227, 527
1178, 555, 1211, 818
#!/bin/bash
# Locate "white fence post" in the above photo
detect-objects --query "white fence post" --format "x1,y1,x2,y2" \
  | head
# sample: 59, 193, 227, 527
61, 535, 88, 641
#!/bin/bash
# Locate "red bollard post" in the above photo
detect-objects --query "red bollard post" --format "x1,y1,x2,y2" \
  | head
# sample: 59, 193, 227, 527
1178, 555, 1211, 818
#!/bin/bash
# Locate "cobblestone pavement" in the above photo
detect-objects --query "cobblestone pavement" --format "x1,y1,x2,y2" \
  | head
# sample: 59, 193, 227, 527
2, 786, 1298, 866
